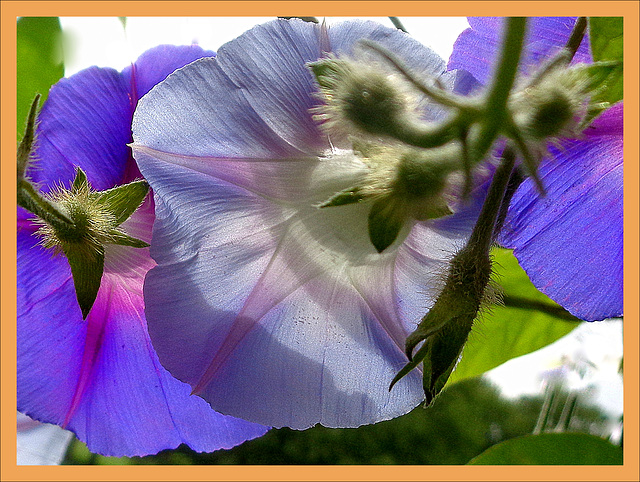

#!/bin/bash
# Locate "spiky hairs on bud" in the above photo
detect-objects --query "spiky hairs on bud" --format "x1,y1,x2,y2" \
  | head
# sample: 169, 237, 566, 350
35, 181, 115, 261
510, 62, 596, 144
309, 54, 417, 139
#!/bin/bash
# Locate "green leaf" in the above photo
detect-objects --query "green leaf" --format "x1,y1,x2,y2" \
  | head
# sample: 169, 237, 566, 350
62, 243, 105, 319
368, 198, 403, 253
107, 229, 149, 248
95, 180, 149, 226
320, 186, 365, 208
17, 17, 64, 140
588, 17, 623, 106
448, 248, 580, 384
468, 433, 623, 465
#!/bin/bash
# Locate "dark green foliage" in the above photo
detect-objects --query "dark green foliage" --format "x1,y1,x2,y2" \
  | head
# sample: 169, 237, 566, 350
62, 377, 615, 465
469, 433, 623, 465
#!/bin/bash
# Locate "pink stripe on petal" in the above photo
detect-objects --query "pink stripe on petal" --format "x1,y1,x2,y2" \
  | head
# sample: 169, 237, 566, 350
63, 282, 113, 428
132, 145, 322, 204
348, 255, 410, 358
192, 212, 333, 394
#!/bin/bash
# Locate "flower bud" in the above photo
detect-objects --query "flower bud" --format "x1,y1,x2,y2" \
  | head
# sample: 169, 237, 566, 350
320, 142, 462, 252
309, 54, 414, 138
510, 56, 621, 144
34, 167, 149, 318
518, 87, 575, 140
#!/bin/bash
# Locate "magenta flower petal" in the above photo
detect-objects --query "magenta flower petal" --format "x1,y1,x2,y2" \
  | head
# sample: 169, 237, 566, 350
500, 104, 623, 321
133, 19, 486, 428
17, 45, 268, 456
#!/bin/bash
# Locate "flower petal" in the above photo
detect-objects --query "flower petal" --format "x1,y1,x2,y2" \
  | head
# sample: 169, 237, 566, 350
133, 19, 486, 429
17, 412, 74, 465
193, 269, 424, 429
132, 27, 328, 159
499, 104, 623, 321
136, 135, 429, 427
32, 67, 132, 191
448, 17, 592, 85
132, 145, 365, 205
18, 46, 272, 456
121, 44, 215, 102
17, 227, 267, 457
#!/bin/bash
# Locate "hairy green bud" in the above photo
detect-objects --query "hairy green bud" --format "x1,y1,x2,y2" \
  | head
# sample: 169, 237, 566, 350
32, 167, 149, 318
320, 142, 461, 252
309, 54, 416, 139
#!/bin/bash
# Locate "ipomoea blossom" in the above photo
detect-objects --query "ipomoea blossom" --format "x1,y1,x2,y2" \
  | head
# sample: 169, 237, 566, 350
17, 45, 268, 457
132, 19, 487, 429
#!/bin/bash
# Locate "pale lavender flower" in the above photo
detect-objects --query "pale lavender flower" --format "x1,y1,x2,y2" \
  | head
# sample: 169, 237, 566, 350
132, 19, 486, 429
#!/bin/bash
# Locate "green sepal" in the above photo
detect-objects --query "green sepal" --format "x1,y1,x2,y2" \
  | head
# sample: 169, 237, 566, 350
319, 186, 365, 208
62, 243, 105, 319
368, 198, 404, 253
17, 94, 41, 180
389, 310, 475, 407
17, 178, 73, 226
107, 229, 150, 248
308, 58, 340, 89
576, 61, 622, 94
420, 198, 453, 220
95, 179, 149, 226
71, 166, 89, 193
575, 61, 623, 123
420, 314, 474, 406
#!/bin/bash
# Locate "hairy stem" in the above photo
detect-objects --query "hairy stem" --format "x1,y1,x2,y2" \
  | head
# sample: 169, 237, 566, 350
471, 17, 527, 164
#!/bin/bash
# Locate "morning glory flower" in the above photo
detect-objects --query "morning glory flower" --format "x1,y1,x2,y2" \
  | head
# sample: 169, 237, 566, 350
132, 19, 488, 429
449, 17, 623, 321
17, 45, 268, 457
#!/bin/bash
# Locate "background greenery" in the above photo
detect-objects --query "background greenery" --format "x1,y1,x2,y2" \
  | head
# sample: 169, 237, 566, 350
62, 377, 621, 465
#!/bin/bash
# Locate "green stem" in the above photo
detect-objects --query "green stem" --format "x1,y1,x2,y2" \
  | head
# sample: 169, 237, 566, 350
17, 179, 74, 226
389, 17, 408, 33
493, 166, 525, 239
471, 17, 527, 164
360, 40, 481, 113
565, 17, 587, 62
467, 146, 516, 255
501, 294, 581, 322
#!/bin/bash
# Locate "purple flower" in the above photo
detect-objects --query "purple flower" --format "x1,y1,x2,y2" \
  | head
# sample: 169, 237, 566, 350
17, 45, 268, 457
131, 19, 487, 429
449, 17, 623, 321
